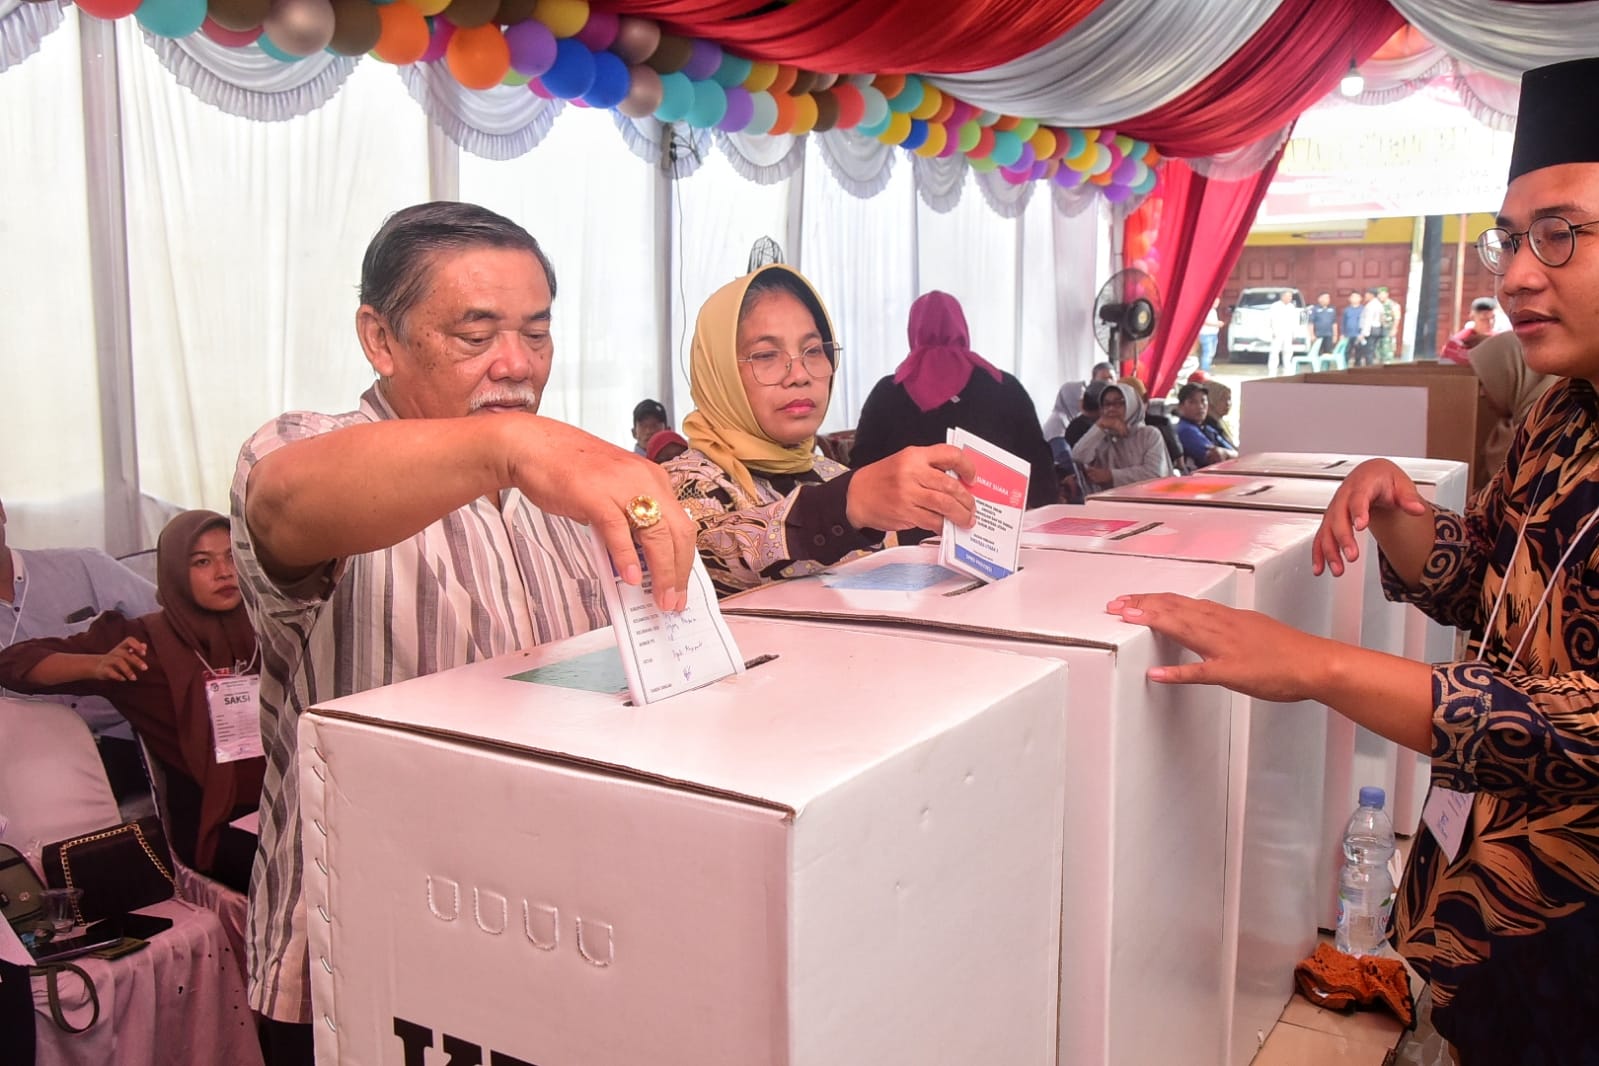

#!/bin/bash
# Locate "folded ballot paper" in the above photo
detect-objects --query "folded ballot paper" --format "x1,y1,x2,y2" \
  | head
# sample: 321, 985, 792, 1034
939, 428, 1029, 584
587, 529, 744, 705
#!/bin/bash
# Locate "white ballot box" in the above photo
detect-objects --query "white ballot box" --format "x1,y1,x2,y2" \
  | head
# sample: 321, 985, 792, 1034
722, 545, 1239, 1066
1022, 502, 1330, 1066
1205, 452, 1469, 835
1087, 475, 1409, 928
298, 617, 1070, 1066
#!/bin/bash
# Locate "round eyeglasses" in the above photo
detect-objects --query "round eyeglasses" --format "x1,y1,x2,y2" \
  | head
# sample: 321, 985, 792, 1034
737, 342, 842, 386
1476, 216, 1599, 275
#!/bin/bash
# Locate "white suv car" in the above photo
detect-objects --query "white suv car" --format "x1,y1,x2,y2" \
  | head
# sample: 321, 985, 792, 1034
1228, 287, 1309, 362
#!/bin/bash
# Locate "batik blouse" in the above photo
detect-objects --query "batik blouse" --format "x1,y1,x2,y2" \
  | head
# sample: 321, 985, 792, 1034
1380, 378, 1599, 1045
667, 449, 884, 596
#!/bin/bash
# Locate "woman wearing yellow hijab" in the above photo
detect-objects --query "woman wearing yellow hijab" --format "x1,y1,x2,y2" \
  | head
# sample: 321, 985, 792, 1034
668, 265, 975, 595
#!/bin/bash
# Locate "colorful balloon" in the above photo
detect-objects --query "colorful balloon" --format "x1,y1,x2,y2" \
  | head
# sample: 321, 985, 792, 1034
328, 0, 382, 54
372, 0, 427, 62
685, 78, 727, 129
646, 33, 693, 75
989, 129, 1023, 168
681, 38, 722, 81
830, 83, 864, 129
202, 15, 262, 43
137, 0, 206, 38
540, 37, 594, 98
901, 118, 928, 151
418, 15, 452, 61
263, 0, 335, 57
446, 23, 510, 89
717, 85, 754, 132
744, 90, 778, 135
505, 18, 555, 75
206, 0, 270, 32
913, 123, 947, 157
909, 85, 941, 121
582, 48, 629, 108
810, 90, 839, 132
743, 60, 778, 92
653, 70, 693, 123
405, 0, 448, 17
573, 6, 616, 50
878, 110, 912, 145
441, 0, 494, 28
610, 15, 658, 63
711, 52, 752, 89
886, 74, 923, 114
617, 64, 662, 119
789, 92, 819, 135
857, 84, 888, 129
767, 89, 796, 135
531, 0, 586, 38
256, 34, 305, 59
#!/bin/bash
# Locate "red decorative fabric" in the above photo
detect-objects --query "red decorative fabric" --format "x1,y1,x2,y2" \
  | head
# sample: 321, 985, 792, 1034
1140, 149, 1289, 401
609, 0, 1108, 74
1116, 0, 1405, 158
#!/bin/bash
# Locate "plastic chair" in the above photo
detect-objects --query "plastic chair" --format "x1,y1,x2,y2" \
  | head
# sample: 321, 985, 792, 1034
1318, 338, 1349, 371
1288, 338, 1324, 374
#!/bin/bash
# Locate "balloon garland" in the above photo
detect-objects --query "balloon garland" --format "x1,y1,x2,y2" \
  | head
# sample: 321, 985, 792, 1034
130, 0, 1161, 197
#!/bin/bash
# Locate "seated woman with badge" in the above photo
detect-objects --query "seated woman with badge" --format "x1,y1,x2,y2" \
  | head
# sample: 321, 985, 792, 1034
665, 264, 977, 595
0, 510, 262, 892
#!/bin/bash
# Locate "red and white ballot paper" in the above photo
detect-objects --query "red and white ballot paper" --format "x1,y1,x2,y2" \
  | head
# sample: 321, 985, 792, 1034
938, 428, 1029, 583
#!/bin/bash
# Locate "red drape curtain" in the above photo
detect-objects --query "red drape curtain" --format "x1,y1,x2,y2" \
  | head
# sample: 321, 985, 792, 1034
1116, 0, 1405, 157
1141, 147, 1289, 400
608, 0, 1108, 73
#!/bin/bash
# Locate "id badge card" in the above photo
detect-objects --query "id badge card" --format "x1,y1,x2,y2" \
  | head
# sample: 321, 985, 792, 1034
1422, 785, 1474, 863
205, 672, 264, 764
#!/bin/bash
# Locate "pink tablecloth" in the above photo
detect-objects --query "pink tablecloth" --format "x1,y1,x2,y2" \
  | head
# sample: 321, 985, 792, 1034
32, 898, 263, 1066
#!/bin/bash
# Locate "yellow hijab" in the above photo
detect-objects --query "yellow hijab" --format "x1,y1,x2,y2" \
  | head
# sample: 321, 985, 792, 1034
682, 264, 838, 500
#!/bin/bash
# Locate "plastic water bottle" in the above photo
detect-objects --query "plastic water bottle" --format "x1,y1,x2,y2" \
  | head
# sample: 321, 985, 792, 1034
1335, 786, 1396, 957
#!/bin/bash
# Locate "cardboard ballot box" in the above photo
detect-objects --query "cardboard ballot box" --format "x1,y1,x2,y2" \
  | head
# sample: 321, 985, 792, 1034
1022, 503, 1330, 1066
1205, 452, 1470, 835
722, 545, 1239, 1066
1086, 475, 1408, 929
298, 617, 1070, 1066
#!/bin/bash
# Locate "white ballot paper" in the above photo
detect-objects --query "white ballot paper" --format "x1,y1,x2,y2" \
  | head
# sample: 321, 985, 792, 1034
939, 428, 1029, 583
588, 530, 744, 705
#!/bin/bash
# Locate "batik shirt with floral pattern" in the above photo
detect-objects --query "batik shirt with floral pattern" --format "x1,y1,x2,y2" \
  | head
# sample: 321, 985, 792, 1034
1380, 378, 1599, 1036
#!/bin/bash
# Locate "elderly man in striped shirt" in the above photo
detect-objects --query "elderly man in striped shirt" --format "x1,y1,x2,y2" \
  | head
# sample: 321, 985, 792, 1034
230, 202, 696, 1065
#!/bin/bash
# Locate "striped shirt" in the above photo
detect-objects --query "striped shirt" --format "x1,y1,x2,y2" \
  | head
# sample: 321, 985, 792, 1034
230, 384, 608, 1023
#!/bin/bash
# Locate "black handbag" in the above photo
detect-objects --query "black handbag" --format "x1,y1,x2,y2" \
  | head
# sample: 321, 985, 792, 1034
42, 817, 176, 926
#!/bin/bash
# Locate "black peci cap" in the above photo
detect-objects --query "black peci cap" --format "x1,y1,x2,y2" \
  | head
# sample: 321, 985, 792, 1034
1508, 58, 1599, 182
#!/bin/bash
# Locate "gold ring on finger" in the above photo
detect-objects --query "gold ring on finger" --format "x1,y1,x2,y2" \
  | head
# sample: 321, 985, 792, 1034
626, 494, 663, 530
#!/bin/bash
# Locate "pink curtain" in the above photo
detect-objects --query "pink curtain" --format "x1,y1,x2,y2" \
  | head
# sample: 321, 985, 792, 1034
1141, 147, 1289, 400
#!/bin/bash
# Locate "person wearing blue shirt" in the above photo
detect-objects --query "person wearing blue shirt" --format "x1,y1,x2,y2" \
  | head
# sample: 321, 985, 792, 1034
1339, 290, 1364, 345
1173, 384, 1237, 470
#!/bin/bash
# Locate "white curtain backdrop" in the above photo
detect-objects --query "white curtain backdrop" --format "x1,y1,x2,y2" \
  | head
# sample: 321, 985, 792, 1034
0, 9, 105, 548
117, 22, 430, 515
460, 105, 665, 448
0, 0, 65, 73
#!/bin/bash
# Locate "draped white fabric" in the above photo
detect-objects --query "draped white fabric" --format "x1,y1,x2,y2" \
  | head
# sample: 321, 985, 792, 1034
143, 26, 356, 121
117, 22, 430, 513
1386, 0, 1599, 82
459, 106, 665, 440
0, 0, 64, 73
1186, 124, 1292, 182
401, 63, 562, 160
927, 0, 1283, 128
666, 143, 794, 422
0, 9, 107, 548
813, 127, 897, 200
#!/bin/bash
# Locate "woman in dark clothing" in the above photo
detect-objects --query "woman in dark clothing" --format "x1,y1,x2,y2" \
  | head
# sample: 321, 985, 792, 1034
850, 290, 1059, 510
0, 510, 262, 891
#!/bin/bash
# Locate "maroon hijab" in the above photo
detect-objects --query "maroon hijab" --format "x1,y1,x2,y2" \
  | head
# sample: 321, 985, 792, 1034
140, 511, 260, 871
893, 290, 1003, 413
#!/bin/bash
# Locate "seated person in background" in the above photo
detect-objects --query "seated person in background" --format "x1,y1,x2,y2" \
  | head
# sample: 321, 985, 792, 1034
631, 398, 669, 455
0, 494, 159, 803
1061, 380, 1108, 447
1174, 383, 1238, 470
1468, 332, 1556, 481
0, 510, 262, 892
1070, 382, 1173, 492
1440, 297, 1502, 365
1043, 361, 1116, 438
1202, 379, 1239, 451
850, 289, 1058, 513
667, 265, 975, 595
644, 429, 689, 464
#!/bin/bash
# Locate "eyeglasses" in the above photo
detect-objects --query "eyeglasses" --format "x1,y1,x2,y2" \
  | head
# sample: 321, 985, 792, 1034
1476, 216, 1599, 275
737, 342, 841, 385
